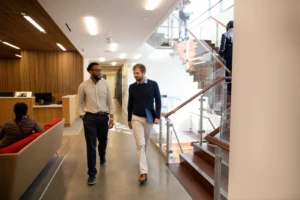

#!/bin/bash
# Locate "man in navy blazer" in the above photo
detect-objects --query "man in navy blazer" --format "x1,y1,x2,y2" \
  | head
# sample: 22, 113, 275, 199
127, 63, 161, 183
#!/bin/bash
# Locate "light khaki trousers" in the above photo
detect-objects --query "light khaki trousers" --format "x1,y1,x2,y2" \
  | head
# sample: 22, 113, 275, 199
131, 115, 153, 174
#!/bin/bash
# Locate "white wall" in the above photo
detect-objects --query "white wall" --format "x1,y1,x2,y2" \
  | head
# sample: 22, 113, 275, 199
83, 58, 90, 81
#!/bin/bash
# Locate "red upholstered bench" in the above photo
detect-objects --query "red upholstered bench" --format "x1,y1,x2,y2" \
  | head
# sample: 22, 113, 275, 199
0, 118, 65, 200
0, 118, 62, 154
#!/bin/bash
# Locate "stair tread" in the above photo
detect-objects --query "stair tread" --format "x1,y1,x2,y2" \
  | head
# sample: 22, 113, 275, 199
181, 153, 214, 181
195, 143, 230, 166
181, 153, 229, 194
168, 163, 213, 200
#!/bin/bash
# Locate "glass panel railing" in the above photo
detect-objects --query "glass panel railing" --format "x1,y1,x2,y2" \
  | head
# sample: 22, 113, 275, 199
191, 17, 227, 48
214, 146, 229, 200
219, 107, 231, 144
150, 78, 229, 164
221, 148, 229, 199
203, 67, 225, 87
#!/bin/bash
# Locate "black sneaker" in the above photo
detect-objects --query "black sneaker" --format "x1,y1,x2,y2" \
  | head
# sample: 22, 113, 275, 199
100, 161, 106, 167
87, 176, 96, 185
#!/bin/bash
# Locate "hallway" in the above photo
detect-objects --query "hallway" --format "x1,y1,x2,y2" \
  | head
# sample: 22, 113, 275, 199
26, 100, 191, 200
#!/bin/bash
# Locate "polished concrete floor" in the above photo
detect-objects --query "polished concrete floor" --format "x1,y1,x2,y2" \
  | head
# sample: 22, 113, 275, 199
33, 100, 191, 200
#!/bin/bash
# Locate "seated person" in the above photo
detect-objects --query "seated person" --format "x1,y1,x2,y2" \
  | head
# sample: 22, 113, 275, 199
0, 103, 45, 149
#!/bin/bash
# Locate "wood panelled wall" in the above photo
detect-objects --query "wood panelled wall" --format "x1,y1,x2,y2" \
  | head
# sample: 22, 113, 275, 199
21, 50, 83, 94
0, 59, 21, 91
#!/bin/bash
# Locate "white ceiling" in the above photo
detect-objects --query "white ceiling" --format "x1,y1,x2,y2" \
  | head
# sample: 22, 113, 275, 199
38, 0, 180, 65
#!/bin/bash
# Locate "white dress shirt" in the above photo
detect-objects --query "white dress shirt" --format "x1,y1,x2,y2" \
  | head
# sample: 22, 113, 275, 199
77, 78, 114, 116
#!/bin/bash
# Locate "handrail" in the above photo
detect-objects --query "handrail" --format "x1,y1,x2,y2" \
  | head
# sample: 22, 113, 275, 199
163, 77, 230, 118
192, 15, 227, 30
205, 135, 229, 151
205, 121, 230, 151
210, 16, 226, 28
172, 15, 231, 74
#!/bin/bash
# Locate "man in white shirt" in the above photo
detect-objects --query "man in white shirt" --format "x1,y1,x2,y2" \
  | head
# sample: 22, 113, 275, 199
77, 62, 114, 185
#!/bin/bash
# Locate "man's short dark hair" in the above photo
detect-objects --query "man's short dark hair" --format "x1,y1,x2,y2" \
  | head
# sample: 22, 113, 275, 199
133, 64, 146, 73
228, 21, 234, 29
87, 62, 100, 72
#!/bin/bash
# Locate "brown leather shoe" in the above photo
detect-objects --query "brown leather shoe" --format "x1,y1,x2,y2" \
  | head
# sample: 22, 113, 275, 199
139, 174, 147, 183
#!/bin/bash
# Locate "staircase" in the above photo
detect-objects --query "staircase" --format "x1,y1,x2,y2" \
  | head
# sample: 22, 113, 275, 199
168, 143, 229, 200
171, 39, 224, 89
162, 38, 231, 199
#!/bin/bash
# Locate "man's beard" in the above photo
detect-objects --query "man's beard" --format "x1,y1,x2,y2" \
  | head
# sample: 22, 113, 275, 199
93, 75, 101, 81
135, 76, 142, 81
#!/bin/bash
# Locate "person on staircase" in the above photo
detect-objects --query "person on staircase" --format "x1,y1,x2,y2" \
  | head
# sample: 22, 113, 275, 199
127, 64, 161, 183
219, 20, 234, 94
178, 0, 193, 41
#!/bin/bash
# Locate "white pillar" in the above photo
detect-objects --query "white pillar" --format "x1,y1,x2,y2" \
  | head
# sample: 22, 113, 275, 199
83, 58, 90, 81
229, 0, 300, 199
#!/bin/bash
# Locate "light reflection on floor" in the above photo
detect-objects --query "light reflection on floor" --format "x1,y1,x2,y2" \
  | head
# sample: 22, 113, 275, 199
113, 122, 133, 135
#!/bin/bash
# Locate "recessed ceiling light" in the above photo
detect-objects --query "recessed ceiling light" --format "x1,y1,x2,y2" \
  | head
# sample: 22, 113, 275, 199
109, 43, 118, 52
120, 53, 127, 59
145, 0, 160, 10
24, 16, 46, 33
15, 54, 21, 58
2, 42, 20, 49
111, 62, 117, 66
56, 43, 66, 51
84, 16, 98, 35
99, 57, 105, 62
134, 54, 142, 59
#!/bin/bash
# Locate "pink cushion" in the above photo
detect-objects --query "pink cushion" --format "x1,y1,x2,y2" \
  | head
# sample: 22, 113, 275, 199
43, 118, 62, 130
0, 132, 42, 154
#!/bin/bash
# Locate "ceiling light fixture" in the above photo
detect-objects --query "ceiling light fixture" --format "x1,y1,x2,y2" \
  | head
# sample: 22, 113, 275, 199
134, 54, 142, 59
111, 62, 117, 66
24, 16, 46, 33
56, 43, 66, 51
145, 0, 160, 10
109, 43, 118, 52
84, 16, 98, 35
15, 54, 21, 58
120, 53, 127, 59
99, 57, 105, 62
2, 42, 20, 49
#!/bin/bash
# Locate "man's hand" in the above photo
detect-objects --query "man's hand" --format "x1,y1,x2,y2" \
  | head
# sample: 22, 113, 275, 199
109, 120, 114, 129
154, 118, 160, 124
128, 121, 132, 129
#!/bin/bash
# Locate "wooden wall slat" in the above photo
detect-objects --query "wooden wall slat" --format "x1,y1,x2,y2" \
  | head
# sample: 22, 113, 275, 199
0, 50, 83, 96
20, 50, 83, 95
0, 59, 21, 91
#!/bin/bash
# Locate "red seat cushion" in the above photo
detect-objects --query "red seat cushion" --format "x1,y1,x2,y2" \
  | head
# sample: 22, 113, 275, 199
0, 118, 62, 154
43, 118, 62, 130
0, 132, 42, 154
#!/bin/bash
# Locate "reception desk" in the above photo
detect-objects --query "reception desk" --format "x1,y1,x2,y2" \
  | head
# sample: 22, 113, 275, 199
33, 104, 63, 126
0, 95, 78, 126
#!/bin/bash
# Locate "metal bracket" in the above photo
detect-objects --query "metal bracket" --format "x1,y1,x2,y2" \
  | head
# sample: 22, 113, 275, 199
199, 98, 206, 102
166, 123, 173, 127
198, 130, 205, 134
